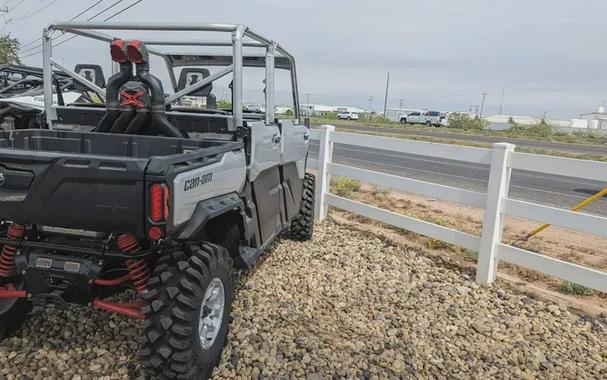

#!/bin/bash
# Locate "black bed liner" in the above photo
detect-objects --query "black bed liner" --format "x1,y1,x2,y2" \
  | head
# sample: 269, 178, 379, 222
0, 129, 242, 236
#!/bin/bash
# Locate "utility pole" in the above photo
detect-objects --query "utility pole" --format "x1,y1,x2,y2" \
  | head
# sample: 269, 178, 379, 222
499, 84, 505, 115
475, 105, 479, 118
304, 93, 311, 117
479, 92, 488, 119
367, 96, 374, 124
399, 98, 404, 110
382, 72, 390, 118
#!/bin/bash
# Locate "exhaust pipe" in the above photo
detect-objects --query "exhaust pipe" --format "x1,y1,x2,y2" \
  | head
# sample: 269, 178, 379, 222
135, 62, 181, 137
110, 109, 135, 133
124, 111, 148, 134
95, 39, 132, 133
126, 41, 182, 138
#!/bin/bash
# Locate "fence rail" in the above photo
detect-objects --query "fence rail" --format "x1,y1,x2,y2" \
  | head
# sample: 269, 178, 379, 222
309, 124, 607, 292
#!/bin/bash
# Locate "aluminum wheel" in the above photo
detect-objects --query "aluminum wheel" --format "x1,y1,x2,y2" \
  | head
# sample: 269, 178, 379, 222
198, 277, 225, 349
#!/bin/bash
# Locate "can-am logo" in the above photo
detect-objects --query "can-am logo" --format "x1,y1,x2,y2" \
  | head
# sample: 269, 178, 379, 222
0, 170, 5, 186
184, 172, 213, 191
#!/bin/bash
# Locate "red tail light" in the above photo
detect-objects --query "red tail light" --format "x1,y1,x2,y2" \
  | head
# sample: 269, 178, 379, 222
150, 183, 169, 222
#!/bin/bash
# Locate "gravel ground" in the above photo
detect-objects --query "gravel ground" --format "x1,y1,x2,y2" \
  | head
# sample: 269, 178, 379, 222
1, 221, 607, 379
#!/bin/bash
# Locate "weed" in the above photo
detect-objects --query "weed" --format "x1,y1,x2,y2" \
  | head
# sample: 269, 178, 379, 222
332, 177, 361, 197
447, 113, 487, 130
558, 281, 594, 297
372, 185, 390, 197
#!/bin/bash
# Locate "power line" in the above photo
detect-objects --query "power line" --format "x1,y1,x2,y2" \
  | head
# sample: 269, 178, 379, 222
19, 0, 106, 49
19, 0, 143, 59
87, 0, 125, 21
70, 0, 106, 20
5, 0, 25, 14
12, 0, 58, 21
102, 0, 140, 20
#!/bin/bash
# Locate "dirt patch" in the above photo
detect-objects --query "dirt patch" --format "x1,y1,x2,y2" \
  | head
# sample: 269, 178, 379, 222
331, 181, 607, 314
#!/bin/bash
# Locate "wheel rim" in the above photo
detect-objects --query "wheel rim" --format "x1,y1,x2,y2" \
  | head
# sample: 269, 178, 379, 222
198, 277, 225, 350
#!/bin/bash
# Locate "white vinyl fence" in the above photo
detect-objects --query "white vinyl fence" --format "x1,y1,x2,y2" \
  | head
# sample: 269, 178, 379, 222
308, 125, 607, 292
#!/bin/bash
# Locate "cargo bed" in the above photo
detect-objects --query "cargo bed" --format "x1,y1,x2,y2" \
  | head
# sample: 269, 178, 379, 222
0, 129, 242, 236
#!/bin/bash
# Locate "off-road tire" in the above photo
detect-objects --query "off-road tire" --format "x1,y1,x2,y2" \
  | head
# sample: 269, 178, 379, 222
290, 172, 315, 241
139, 242, 234, 380
0, 282, 30, 340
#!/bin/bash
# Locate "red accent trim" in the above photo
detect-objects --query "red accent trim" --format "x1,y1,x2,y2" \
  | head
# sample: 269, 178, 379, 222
110, 39, 128, 63
94, 273, 131, 286
93, 298, 145, 320
116, 234, 150, 293
120, 90, 146, 108
0, 223, 25, 277
0, 284, 26, 299
126, 40, 145, 63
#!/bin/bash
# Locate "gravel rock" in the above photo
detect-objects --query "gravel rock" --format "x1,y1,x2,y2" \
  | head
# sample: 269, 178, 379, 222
1, 221, 606, 379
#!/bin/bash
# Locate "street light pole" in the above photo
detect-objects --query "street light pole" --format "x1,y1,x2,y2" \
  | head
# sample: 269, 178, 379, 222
499, 84, 505, 115
304, 93, 311, 117
382, 72, 390, 119
479, 92, 488, 119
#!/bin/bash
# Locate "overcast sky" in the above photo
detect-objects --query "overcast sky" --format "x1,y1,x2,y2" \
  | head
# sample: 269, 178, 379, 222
4, 0, 607, 118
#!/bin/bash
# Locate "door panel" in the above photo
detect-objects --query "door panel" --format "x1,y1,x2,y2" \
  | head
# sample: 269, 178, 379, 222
251, 166, 285, 246
248, 121, 281, 182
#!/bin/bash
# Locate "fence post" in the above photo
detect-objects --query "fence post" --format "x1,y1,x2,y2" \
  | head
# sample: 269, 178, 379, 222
315, 124, 335, 220
477, 142, 515, 284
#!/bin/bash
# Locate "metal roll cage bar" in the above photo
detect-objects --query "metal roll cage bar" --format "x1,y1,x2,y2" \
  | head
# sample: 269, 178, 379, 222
42, 22, 301, 129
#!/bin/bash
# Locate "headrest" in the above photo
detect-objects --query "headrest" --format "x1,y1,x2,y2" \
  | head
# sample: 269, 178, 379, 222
74, 64, 106, 90
177, 68, 212, 97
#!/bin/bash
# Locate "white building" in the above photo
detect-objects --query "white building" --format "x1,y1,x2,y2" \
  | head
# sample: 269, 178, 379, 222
580, 104, 607, 129
485, 114, 570, 128
301, 104, 367, 117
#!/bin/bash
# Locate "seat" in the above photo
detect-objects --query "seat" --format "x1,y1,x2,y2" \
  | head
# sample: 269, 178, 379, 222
73, 64, 106, 91
177, 68, 217, 109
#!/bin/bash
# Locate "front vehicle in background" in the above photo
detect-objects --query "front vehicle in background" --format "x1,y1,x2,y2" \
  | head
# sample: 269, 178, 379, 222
337, 111, 359, 120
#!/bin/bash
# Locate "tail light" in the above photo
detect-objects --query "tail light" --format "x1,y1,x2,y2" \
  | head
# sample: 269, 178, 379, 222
150, 183, 169, 223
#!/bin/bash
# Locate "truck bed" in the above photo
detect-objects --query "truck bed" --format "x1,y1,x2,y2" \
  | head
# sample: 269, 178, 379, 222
0, 129, 242, 236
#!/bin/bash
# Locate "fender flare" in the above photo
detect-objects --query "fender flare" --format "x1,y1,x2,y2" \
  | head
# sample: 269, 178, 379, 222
174, 193, 245, 241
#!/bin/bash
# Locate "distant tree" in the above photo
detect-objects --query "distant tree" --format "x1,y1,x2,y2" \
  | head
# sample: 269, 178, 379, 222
0, 35, 21, 65
285, 108, 293, 116
217, 99, 232, 109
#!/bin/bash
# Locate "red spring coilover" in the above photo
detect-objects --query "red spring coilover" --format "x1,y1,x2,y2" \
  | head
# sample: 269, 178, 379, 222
0, 224, 25, 277
117, 234, 150, 293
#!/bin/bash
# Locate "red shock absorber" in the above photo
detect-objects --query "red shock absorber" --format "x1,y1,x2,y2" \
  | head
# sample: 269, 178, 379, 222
0, 224, 25, 278
116, 234, 150, 293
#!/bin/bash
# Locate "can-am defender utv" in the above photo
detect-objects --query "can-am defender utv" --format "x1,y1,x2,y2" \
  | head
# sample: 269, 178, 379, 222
0, 22, 314, 379
0, 63, 106, 130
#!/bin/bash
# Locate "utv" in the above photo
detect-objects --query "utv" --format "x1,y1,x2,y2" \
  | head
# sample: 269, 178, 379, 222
0, 22, 314, 379
0, 63, 107, 129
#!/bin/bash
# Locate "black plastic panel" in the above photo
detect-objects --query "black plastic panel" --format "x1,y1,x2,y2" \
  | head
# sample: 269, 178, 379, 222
251, 167, 283, 245
0, 129, 243, 237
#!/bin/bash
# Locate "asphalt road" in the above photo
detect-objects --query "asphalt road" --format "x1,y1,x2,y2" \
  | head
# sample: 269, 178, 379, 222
309, 140, 607, 217
318, 123, 607, 157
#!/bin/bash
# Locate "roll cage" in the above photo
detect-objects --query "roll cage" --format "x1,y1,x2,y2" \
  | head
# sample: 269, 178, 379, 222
41, 22, 301, 131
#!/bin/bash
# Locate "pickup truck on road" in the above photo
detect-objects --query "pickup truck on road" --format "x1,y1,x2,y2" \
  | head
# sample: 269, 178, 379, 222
400, 110, 443, 127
